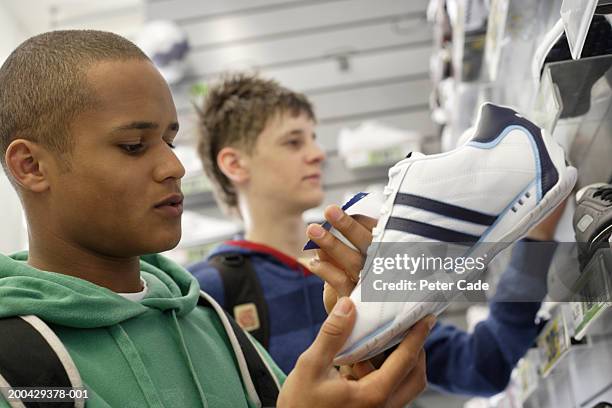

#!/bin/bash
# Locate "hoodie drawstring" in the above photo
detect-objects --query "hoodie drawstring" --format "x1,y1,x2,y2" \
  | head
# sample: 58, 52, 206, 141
108, 324, 166, 408
170, 310, 209, 408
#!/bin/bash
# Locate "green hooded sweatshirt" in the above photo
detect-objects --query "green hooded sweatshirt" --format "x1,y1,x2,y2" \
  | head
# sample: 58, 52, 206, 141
0, 252, 285, 408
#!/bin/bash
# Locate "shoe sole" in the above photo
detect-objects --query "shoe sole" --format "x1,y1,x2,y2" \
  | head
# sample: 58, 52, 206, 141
335, 126, 577, 365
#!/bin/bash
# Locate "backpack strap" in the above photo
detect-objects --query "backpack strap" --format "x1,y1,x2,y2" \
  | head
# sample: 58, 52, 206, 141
0, 316, 84, 408
208, 252, 271, 349
198, 291, 280, 408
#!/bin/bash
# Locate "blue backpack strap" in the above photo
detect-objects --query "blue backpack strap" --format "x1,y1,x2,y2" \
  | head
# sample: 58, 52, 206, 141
198, 291, 280, 408
0, 316, 84, 408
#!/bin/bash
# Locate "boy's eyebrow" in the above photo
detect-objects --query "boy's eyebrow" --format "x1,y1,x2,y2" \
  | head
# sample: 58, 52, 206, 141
111, 121, 159, 132
111, 121, 180, 133
282, 129, 316, 139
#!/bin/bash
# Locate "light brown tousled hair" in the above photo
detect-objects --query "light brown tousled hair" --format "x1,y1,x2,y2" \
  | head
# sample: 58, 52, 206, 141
196, 73, 315, 217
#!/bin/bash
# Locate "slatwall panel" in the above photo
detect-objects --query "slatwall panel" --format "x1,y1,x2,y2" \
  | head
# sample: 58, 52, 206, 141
309, 79, 431, 122
183, 15, 430, 79
180, 0, 428, 49
174, 46, 432, 114
248, 45, 431, 93
146, 0, 436, 236
147, 0, 309, 21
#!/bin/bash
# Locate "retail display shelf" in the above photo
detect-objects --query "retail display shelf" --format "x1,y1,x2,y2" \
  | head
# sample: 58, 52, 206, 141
430, 1, 611, 407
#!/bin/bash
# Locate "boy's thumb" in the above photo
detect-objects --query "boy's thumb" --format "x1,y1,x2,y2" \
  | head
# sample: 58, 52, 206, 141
299, 297, 356, 374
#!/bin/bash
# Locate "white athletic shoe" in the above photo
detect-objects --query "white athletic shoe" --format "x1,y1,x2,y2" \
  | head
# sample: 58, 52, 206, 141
334, 102, 577, 365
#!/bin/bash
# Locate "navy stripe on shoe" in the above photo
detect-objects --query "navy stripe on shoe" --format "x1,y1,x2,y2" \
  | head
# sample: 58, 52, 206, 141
386, 217, 480, 244
394, 193, 497, 226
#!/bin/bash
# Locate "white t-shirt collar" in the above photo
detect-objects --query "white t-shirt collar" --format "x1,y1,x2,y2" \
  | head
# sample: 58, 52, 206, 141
117, 278, 149, 302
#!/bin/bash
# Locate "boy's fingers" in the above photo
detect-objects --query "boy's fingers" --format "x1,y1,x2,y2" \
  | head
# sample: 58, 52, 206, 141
307, 224, 365, 275
352, 214, 379, 231
315, 248, 338, 266
296, 297, 356, 377
323, 205, 375, 254
380, 316, 434, 376
357, 316, 435, 398
309, 258, 358, 297
351, 360, 376, 379
323, 282, 339, 314
386, 350, 428, 408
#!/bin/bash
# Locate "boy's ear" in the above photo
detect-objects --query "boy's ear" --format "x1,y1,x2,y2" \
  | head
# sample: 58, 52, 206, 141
217, 146, 250, 184
5, 139, 51, 193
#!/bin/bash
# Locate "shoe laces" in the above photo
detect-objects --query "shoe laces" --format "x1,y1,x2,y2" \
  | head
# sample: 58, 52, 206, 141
386, 152, 415, 180
377, 152, 423, 238
377, 161, 408, 237
594, 186, 612, 204
388, 167, 402, 179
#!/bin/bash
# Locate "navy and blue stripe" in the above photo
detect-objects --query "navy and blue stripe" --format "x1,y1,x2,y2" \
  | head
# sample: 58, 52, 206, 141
387, 192, 498, 243
394, 193, 497, 226
386, 217, 481, 244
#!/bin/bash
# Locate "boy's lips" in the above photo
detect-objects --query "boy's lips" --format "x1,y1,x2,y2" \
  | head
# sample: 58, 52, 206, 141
154, 193, 184, 217
303, 173, 322, 181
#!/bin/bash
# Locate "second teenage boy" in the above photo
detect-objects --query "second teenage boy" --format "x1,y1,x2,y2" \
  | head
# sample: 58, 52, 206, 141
189, 75, 327, 373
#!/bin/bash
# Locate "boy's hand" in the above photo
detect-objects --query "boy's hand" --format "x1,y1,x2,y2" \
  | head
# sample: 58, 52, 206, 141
278, 297, 434, 407
306, 205, 376, 313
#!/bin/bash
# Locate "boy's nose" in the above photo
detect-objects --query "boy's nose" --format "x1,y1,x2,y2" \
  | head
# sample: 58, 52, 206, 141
155, 147, 186, 182
307, 142, 326, 164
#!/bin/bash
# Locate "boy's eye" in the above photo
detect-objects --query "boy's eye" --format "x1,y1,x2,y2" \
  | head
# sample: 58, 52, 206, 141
166, 141, 176, 149
286, 139, 302, 148
119, 143, 145, 154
